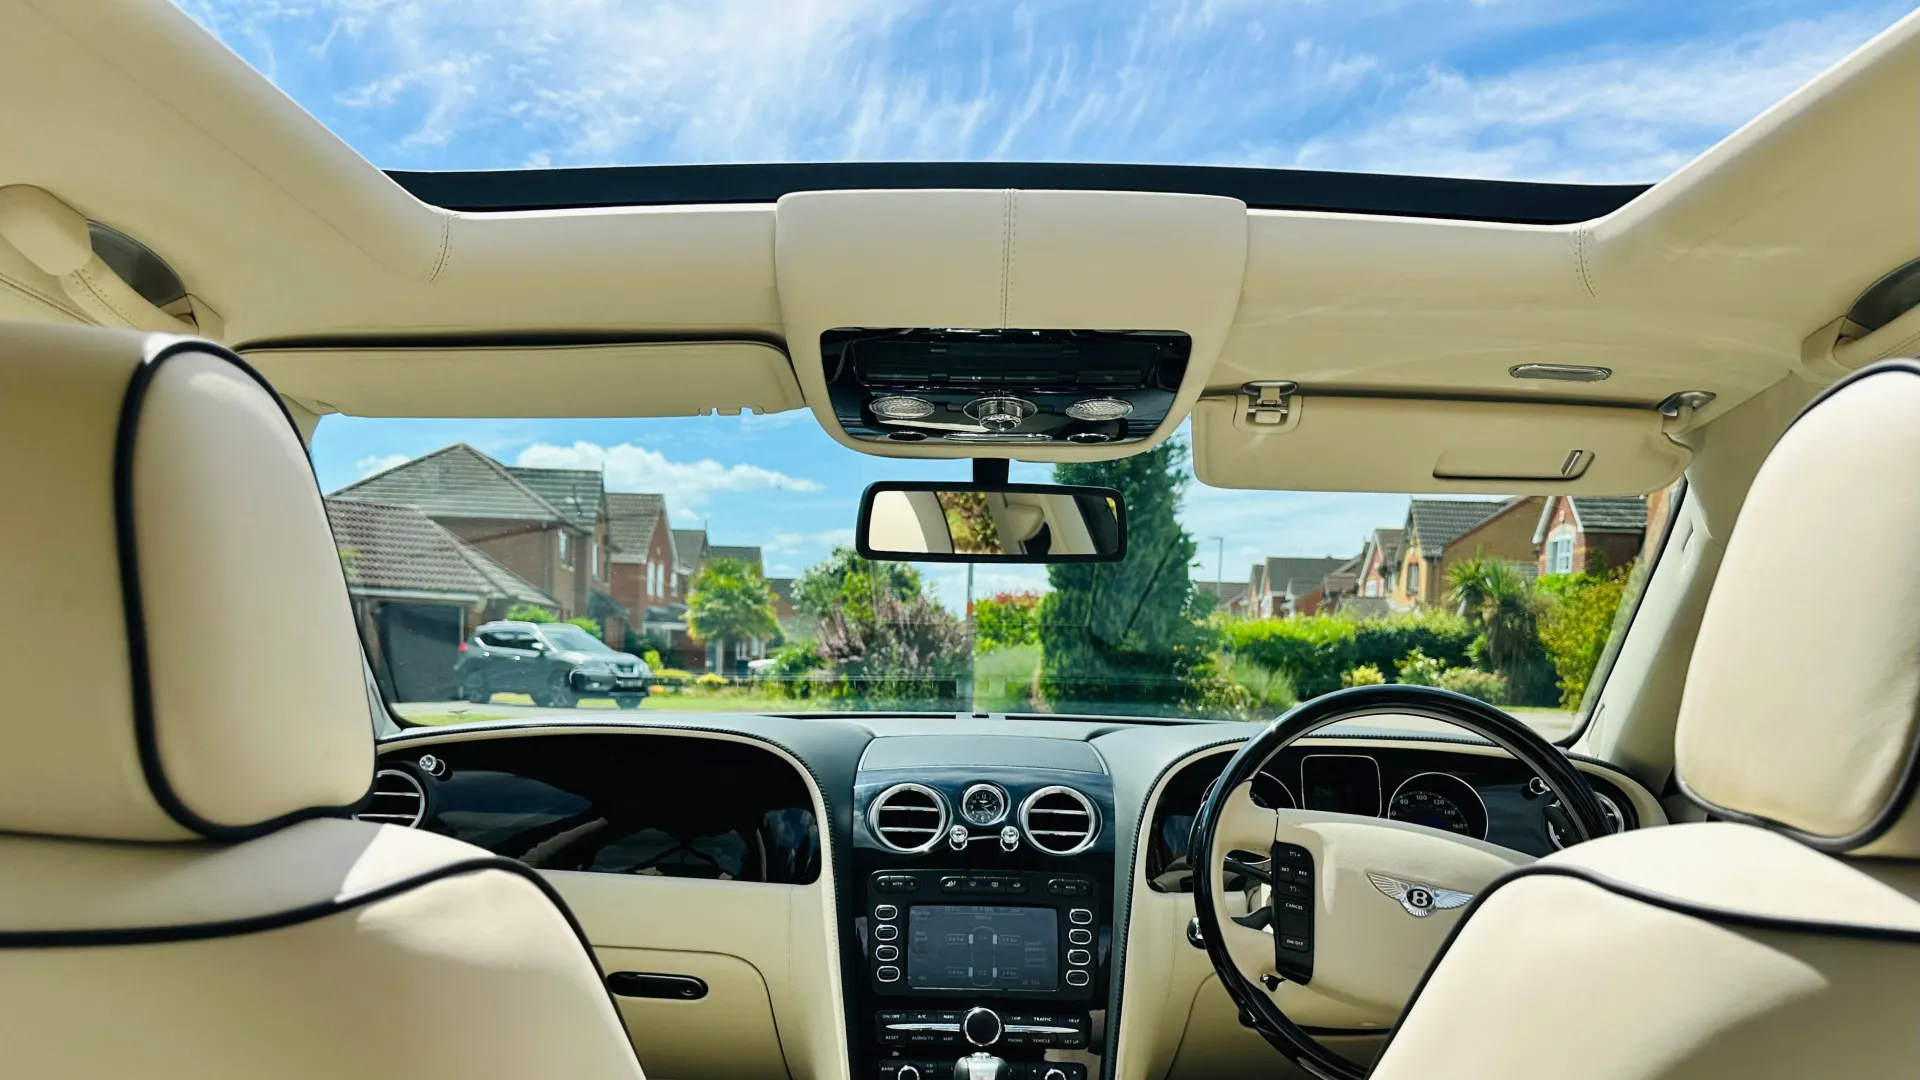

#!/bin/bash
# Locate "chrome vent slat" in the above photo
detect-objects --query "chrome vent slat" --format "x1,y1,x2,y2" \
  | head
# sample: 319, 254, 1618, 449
868, 783, 950, 854
1019, 786, 1099, 856
355, 768, 427, 829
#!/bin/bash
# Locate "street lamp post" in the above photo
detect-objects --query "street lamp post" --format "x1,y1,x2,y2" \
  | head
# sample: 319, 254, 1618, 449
1206, 536, 1224, 608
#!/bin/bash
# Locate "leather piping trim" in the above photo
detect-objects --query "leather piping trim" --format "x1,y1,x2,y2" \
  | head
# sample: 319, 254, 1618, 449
1673, 359, 1920, 854
1376, 858, 1920, 1062
113, 336, 376, 839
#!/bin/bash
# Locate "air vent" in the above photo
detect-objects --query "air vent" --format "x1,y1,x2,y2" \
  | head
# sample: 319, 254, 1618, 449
355, 768, 427, 828
868, 783, 949, 853
1020, 786, 1098, 855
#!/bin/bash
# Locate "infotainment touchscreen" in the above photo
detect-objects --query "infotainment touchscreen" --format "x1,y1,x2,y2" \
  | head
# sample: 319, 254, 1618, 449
905, 905, 1059, 991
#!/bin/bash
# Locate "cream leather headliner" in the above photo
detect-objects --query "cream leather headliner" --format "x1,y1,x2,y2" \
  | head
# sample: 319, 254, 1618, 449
0, 0, 1914, 475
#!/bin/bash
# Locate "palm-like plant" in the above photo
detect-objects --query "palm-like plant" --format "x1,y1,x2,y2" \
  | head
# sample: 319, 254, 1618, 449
686, 557, 779, 674
1448, 555, 1547, 690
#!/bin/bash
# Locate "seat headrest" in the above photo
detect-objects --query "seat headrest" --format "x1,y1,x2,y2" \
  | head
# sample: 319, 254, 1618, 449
1676, 361, 1920, 858
0, 325, 372, 841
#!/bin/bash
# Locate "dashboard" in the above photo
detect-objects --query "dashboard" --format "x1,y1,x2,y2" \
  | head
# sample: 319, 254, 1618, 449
367, 716, 1664, 1080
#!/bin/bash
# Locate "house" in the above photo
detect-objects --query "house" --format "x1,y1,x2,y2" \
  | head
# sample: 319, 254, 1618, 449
672, 528, 710, 598
709, 544, 764, 575
1355, 528, 1404, 601
1395, 497, 1544, 608
1534, 496, 1649, 576
605, 491, 680, 648
1307, 556, 1363, 616
327, 498, 558, 703
1248, 556, 1354, 617
1196, 579, 1250, 614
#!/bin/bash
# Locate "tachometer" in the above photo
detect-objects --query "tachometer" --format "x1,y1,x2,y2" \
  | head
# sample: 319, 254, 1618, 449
1386, 772, 1488, 839
960, 783, 1009, 826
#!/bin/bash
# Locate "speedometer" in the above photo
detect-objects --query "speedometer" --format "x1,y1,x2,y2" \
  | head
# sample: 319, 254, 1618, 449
1386, 772, 1487, 839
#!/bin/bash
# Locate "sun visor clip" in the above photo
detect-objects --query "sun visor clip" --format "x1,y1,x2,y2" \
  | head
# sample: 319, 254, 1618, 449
1238, 381, 1301, 432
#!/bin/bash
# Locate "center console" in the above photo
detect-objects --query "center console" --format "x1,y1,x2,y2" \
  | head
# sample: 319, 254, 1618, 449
852, 753, 1116, 1080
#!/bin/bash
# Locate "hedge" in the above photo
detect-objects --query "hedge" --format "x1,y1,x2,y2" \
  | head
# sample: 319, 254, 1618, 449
1221, 612, 1478, 699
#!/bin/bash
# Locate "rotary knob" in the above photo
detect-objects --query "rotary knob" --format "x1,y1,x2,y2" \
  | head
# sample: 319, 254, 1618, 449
1043, 1069, 1067, 1080
898, 1066, 922, 1080
962, 1006, 1003, 1047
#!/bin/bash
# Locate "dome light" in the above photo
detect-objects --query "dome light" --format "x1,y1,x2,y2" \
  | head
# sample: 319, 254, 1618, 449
870, 395, 935, 420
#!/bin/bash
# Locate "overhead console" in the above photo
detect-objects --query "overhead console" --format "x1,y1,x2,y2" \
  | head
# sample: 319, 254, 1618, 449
823, 328, 1190, 447
775, 189, 1248, 460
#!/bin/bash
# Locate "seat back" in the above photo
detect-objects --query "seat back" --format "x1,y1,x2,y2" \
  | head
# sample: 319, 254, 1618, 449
0, 326, 644, 1079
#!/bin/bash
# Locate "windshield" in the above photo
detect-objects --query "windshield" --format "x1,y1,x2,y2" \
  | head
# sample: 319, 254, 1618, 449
313, 414, 1669, 736
541, 625, 618, 655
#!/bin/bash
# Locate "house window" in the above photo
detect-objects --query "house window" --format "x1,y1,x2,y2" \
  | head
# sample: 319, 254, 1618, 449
1547, 531, 1575, 574
1406, 561, 1420, 594
590, 539, 599, 577
559, 531, 573, 567
1365, 579, 1380, 597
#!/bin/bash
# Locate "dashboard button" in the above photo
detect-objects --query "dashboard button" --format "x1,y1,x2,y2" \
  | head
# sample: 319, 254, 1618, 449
874, 924, 899, 942
1280, 935, 1310, 953
1068, 908, 1093, 925
874, 904, 898, 920
877, 965, 902, 983
1066, 949, 1091, 966
1065, 970, 1091, 987
940, 876, 963, 892
1068, 928, 1092, 945
875, 945, 900, 962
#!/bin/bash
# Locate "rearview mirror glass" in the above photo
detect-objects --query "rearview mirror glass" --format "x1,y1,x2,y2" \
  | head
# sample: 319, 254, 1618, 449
856, 482, 1126, 563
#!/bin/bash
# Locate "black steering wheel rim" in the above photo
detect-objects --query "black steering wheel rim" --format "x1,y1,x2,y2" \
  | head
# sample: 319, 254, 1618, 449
1190, 683, 1612, 1080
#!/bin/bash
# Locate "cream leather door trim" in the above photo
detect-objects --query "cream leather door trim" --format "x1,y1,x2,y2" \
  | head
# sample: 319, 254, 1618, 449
598, 946, 789, 1080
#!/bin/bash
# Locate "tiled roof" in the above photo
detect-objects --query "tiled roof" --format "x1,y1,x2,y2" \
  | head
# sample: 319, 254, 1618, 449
1265, 556, 1351, 598
1406, 498, 1513, 553
506, 466, 604, 531
1372, 527, 1403, 565
672, 529, 709, 573
1198, 580, 1250, 604
606, 492, 667, 562
326, 498, 556, 607
767, 577, 796, 604
710, 545, 764, 574
331, 444, 566, 524
1571, 496, 1648, 532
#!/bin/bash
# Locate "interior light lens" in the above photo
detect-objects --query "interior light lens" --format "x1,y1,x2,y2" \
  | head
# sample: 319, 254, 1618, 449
1066, 397, 1134, 421
870, 395, 935, 420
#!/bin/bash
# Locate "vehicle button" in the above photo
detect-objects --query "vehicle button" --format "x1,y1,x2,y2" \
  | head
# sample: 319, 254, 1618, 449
909, 1010, 937, 1023
898, 1065, 922, 1080
1068, 928, 1092, 945
1279, 880, 1310, 899
875, 945, 900, 962
1278, 912, 1310, 939
983, 878, 1004, 892
874, 924, 899, 942
875, 904, 899, 920
1279, 935, 1310, 953
962, 1007, 1004, 1047
877, 965, 902, 982
1069, 909, 1093, 925
1001, 1030, 1028, 1047
941, 876, 963, 892
878, 1011, 906, 1023
1004, 878, 1027, 894
1067, 949, 1091, 966
935, 1011, 960, 1024
1065, 970, 1091, 987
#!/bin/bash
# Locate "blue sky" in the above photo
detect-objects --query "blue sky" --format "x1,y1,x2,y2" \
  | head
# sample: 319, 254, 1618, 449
182, 0, 1907, 607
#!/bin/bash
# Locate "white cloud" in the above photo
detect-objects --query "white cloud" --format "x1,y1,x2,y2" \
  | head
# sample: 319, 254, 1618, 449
1281, 10, 1894, 182
513, 440, 822, 513
356, 453, 410, 477
765, 528, 856, 554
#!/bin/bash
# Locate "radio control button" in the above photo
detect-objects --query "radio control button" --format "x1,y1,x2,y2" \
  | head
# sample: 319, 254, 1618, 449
898, 1066, 922, 1080
875, 945, 899, 962
1067, 949, 1091, 966
1068, 928, 1092, 945
962, 1007, 1004, 1047
1068, 909, 1093, 925
874, 904, 899, 920
874, 924, 899, 942
876, 965, 901, 983
1065, 970, 1091, 987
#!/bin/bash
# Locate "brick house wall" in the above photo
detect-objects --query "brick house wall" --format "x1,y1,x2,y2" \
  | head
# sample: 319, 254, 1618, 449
1440, 497, 1542, 594
438, 519, 563, 612
610, 517, 679, 621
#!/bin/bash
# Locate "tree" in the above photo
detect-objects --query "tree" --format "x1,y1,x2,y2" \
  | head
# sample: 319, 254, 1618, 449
815, 591, 969, 708
1447, 556, 1554, 705
792, 547, 923, 625
973, 592, 1041, 651
686, 557, 778, 674
1537, 563, 1634, 709
1040, 442, 1216, 714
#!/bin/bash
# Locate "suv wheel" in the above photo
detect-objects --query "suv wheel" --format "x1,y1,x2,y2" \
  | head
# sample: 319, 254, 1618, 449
543, 672, 580, 709
613, 693, 644, 710
461, 677, 490, 704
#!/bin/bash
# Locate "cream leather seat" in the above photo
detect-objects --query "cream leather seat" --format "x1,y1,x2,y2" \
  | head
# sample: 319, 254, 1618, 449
0, 325, 646, 1079
1372, 361, 1920, 1079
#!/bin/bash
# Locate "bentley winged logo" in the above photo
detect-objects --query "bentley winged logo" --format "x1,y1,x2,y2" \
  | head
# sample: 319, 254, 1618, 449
1367, 873, 1473, 918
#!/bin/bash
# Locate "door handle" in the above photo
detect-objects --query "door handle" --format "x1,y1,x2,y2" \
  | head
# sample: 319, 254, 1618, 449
605, 971, 708, 1000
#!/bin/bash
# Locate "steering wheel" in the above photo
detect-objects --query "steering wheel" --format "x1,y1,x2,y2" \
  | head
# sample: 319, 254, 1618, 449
1189, 684, 1612, 1079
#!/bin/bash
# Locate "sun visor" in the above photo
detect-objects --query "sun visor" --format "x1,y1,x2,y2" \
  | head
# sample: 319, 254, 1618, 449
1193, 393, 1689, 495
244, 341, 803, 418
774, 189, 1247, 460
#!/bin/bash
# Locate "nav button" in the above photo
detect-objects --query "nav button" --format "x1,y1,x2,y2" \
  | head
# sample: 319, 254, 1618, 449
1065, 970, 1091, 987
876, 965, 902, 983
1068, 928, 1092, 946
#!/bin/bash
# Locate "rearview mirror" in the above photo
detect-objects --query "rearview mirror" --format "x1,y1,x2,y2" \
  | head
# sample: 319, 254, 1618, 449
856, 482, 1127, 563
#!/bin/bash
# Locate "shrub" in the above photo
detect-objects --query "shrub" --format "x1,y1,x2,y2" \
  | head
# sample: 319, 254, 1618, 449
1437, 667, 1510, 705
973, 644, 1044, 712
505, 603, 556, 623
973, 592, 1042, 651
1219, 616, 1357, 699
1395, 647, 1448, 686
564, 616, 601, 638
694, 671, 729, 688
1210, 654, 1298, 718
641, 650, 664, 670
1341, 664, 1386, 687
1350, 612, 1477, 674
1537, 563, 1635, 708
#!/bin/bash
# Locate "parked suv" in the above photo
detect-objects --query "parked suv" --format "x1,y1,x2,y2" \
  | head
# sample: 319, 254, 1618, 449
455, 620, 650, 709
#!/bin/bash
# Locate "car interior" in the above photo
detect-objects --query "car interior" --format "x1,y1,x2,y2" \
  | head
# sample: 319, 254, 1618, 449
2, 2, 1919, 1079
